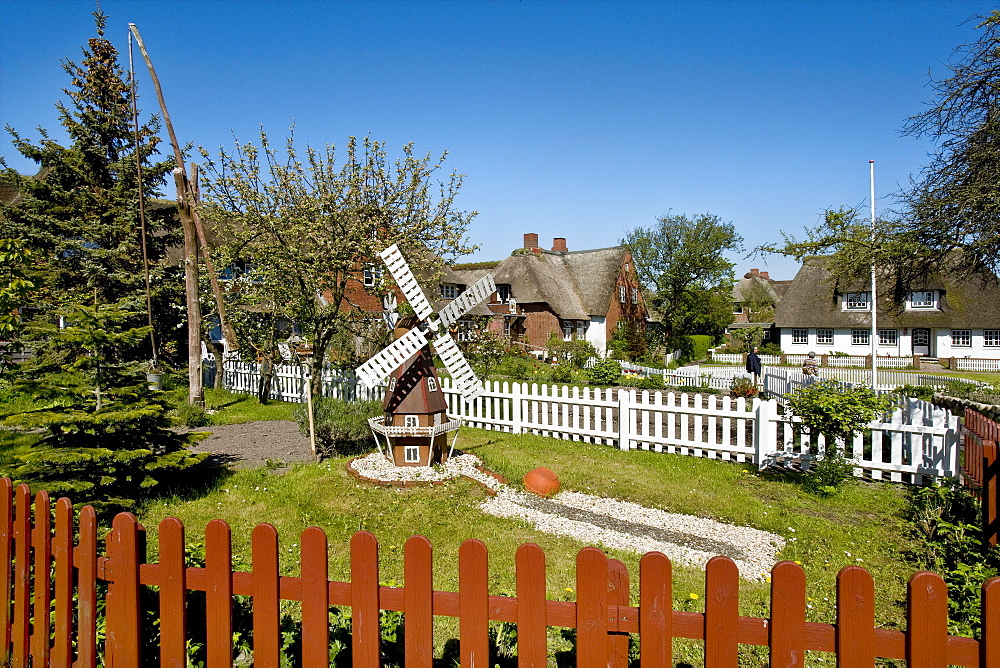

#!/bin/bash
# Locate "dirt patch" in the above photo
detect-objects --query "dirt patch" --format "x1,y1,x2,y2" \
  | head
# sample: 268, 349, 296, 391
184, 421, 317, 470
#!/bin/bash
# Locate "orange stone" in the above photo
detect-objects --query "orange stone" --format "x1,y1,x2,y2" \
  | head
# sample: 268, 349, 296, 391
523, 467, 560, 497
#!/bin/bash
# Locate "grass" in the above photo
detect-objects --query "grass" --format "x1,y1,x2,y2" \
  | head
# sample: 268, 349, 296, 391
138, 426, 921, 664
163, 385, 299, 425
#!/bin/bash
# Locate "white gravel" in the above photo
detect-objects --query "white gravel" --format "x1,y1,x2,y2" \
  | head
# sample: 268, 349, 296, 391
349, 452, 784, 580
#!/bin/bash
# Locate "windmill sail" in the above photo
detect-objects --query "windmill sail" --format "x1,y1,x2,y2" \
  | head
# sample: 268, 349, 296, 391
433, 332, 482, 402
356, 327, 428, 388
438, 274, 497, 329
380, 244, 434, 323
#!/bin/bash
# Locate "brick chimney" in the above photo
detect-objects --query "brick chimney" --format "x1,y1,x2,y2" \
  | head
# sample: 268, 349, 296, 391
552, 237, 567, 252
523, 233, 539, 250
759, 270, 769, 280
744, 268, 759, 279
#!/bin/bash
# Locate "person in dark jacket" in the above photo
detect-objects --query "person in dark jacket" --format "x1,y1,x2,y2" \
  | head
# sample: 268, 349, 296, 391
745, 346, 762, 385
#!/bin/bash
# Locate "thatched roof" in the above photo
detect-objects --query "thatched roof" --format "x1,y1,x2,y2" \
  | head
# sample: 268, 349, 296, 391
774, 257, 1000, 329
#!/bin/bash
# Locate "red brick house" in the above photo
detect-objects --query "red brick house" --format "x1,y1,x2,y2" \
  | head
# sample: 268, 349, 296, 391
449, 233, 647, 355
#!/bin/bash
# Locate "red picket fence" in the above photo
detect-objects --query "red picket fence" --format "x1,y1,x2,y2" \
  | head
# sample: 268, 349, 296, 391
962, 409, 1000, 545
2, 478, 1000, 667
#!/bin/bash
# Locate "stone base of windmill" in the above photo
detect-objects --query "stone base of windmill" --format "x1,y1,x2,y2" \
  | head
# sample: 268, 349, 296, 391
367, 416, 462, 468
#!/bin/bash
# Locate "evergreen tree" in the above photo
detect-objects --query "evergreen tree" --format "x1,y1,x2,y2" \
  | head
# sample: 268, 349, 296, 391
1, 301, 207, 516
0, 11, 183, 364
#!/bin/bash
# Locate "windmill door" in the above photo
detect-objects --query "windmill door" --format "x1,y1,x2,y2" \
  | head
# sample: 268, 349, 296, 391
912, 328, 931, 357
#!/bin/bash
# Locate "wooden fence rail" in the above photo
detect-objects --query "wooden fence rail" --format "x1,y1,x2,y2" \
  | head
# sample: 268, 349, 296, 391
2, 479, 1000, 666
963, 409, 1000, 546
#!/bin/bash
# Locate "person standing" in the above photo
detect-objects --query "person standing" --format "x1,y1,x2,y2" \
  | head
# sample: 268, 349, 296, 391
745, 346, 762, 385
802, 351, 819, 376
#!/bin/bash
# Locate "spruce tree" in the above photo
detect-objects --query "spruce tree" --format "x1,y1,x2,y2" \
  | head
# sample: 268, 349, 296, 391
0, 11, 183, 362
0, 13, 206, 514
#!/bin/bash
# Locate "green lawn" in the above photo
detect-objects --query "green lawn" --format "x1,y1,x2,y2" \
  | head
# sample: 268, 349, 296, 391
139, 426, 919, 638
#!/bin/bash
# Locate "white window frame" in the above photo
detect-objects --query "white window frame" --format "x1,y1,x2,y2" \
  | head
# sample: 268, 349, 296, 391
733, 303, 743, 314
363, 266, 383, 288
631, 287, 638, 304
562, 321, 573, 341
791, 328, 808, 345
619, 286, 626, 303
951, 329, 971, 347
496, 284, 512, 304
985, 330, 1000, 347
404, 415, 419, 428
908, 290, 937, 310
816, 328, 833, 345
845, 292, 870, 310
404, 445, 420, 463
851, 329, 869, 346
878, 329, 898, 346
576, 320, 587, 338
426, 377, 437, 392
440, 284, 459, 299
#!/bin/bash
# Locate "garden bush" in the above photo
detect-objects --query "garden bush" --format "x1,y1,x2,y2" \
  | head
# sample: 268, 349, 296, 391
729, 376, 757, 398
618, 374, 662, 390
294, 398, 382, 457
551, 363, 577, 383
545, 335, 598, 368
585, 358, 621, 385
895, 384, 935, 401
687, 335, 713, 362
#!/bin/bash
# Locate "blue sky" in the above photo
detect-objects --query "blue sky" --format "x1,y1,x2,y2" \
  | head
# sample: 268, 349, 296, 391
0, 0, 985, 280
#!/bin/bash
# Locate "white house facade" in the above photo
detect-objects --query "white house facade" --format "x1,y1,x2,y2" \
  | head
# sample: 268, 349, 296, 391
775, 259, 1000, 360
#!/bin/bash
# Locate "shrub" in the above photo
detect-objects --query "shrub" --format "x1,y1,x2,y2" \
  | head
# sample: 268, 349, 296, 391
758, 342, 782, 355
895, 384, 935, 401
786, 380, 891, 493
171, 402, 213, 427
546, 335, 598, 368
586, 358, 621, 385
551, 363, 576, 383
687, 335, 713, 362
729, 376, 757, 398
294, 398, 382, 458
618, 374, 662, 390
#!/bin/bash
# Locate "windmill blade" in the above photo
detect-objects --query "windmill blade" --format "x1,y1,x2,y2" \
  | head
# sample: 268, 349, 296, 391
433, 332, 483, 402
438, 274, 497, 329
355, 327, 428, 388
380, 244, 434, 322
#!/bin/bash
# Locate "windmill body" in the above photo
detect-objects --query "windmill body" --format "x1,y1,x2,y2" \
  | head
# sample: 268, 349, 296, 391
357, 245, 494, 467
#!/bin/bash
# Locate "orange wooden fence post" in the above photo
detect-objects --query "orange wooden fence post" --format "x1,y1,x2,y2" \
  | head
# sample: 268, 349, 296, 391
404, 535, 434, 668
31, 491, 51, 666
77, 505, 98, 667
0, 479, 11, 662
158, 517, 188, 667
639, 551, 672, 667
459, 539, 490, 668
705, 556, 739, 667
982, 577, 1000, 667
351, 530, 381, 666
836, 566, 875, 666
11, 483, 30, 667
300, 526, 329, 668
252, 524, 281, 667
52, 497, 74, 667
576, 546, 609, 668
205, 519, 234, 668
608, 558, 630, 667
906, 571, 948, 666
106, 512, 142, 667
770, 561, 806, 667
984, 441, 999, 546
515, 543, 547, 667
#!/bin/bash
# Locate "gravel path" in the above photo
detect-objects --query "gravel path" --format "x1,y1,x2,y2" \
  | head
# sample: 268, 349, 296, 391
186, 420, 316, 469
350, 452, 784, 579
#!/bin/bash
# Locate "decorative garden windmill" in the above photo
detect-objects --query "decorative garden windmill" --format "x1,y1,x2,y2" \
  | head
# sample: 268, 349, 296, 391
356, 245, 495, 467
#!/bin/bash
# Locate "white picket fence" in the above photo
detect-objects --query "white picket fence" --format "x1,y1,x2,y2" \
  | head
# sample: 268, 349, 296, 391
213, 361, 961, 485
756, 398, 961, 484
214, 360, 384, 403
440, 379, 959, 483
954, 358, 1000, 371
711, 352, 914, 368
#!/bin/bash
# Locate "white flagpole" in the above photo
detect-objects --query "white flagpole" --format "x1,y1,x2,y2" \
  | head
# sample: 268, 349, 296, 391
870, 160, 877, 391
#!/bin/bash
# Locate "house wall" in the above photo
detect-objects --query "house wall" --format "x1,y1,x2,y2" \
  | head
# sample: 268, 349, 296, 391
780, 327, 1000, 359
520, 304, 562, 349
605, 250, 645, 348
586, 316, 607, 354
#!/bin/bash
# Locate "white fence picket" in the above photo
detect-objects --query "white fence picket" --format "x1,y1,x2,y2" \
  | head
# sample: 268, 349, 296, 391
214, 360, 960, 485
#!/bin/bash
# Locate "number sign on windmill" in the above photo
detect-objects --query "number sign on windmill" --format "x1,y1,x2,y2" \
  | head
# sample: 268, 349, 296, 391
356, 245, 495, 467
